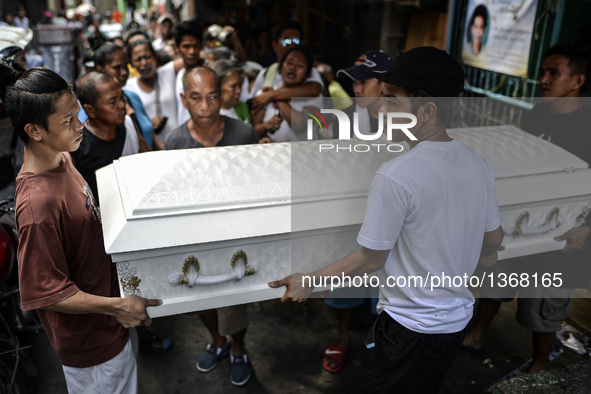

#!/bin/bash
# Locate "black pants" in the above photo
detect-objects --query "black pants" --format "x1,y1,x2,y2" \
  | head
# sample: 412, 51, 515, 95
366, 312, 465, 394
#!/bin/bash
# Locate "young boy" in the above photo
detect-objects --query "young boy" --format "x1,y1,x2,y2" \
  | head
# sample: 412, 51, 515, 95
1, 64, 161, 393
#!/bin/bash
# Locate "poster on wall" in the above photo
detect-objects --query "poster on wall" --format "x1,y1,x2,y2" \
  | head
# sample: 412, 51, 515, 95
462, 0, 538, 76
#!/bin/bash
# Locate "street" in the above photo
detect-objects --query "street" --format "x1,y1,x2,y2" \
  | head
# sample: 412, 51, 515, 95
22, 295, 590, 393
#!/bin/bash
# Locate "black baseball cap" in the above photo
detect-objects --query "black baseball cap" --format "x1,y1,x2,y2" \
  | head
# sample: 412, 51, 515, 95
366, 46, 464, 97
336, 50, 394, 82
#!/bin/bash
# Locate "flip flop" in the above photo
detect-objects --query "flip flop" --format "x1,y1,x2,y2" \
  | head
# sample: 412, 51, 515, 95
322, 344, 347, 373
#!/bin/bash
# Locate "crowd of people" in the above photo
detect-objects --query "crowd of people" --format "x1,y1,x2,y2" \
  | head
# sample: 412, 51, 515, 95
0, 5, 590, 394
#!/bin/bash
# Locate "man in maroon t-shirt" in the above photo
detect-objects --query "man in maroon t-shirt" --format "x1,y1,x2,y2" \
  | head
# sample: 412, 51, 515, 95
2, 64, 161, 393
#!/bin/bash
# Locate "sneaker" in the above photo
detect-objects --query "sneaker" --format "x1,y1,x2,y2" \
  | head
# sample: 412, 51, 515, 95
230, 352, 252, 386
196, 340, 231, 372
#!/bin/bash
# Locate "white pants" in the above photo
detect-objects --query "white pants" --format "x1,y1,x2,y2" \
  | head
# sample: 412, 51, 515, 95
62, 334, 137, 394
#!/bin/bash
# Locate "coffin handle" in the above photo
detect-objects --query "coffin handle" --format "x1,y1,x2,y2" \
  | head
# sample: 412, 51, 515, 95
168, 256, 200, 286
169, 251, 258, 287
506, 206, 560, 237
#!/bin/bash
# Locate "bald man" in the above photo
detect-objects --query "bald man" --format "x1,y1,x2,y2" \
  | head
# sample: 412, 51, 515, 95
163, 66, 257, 387
164, 67, 258, 149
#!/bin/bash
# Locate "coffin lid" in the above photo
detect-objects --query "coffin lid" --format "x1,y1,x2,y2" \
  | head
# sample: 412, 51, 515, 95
98, 140, 402, 254
97, 125, 588, 255
448, 125, 587, 177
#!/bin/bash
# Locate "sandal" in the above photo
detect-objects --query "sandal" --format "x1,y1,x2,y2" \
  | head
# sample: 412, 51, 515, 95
322, 344, 347, 373
139, 333, 173, 353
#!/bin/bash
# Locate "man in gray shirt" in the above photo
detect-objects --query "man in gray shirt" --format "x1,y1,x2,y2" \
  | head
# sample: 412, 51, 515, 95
163, 66, 257, 387
164, 67, 258, 149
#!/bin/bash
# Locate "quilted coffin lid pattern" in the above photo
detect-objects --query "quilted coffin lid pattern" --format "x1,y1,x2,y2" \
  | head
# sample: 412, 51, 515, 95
97, 140, 403, 254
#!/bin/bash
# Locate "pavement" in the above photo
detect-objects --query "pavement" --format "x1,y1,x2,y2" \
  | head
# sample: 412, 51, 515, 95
19, 293, 591, 393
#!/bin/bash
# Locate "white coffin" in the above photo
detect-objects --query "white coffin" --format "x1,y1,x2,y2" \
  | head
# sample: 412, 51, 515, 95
448, 125, 591, 258
96, 125, 591, 317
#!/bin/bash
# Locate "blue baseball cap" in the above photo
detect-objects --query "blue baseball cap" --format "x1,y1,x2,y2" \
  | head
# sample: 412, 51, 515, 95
336, 50, 394, 82
366, 46, 464, 97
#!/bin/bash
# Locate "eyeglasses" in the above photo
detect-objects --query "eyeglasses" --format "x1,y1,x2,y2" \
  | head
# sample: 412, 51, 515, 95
280, 37, 301, 47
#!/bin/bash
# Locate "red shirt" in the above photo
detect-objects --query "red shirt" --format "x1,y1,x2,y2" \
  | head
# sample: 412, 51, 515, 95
16, 153, 127, 368
112, 10, 123, 24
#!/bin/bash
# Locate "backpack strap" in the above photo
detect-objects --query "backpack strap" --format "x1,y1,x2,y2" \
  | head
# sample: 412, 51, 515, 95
263, 63, 279, 88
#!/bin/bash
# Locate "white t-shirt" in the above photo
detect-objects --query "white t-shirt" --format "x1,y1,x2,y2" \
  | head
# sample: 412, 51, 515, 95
249, 65, 324, 142
248, 65, 324, 99
354, 104, 371, 136
152, 37, 165, 51
124, 61, 178, 140
357, 139, 500, 334
176, 68, 189, 126
220, 107, 239, 120
122, 116, 140, 156
261, 95, 323, 142
14, 17, 29, 29
238, 77, 250, 103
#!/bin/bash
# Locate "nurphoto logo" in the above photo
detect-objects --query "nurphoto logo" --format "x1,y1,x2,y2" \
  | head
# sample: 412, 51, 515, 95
304, 108, 418, 153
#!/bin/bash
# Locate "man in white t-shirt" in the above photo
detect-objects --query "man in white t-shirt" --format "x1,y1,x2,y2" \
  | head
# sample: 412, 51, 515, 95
14, 5, 29, 29
247, 20, 324, 111
270, 47, 504, 393
173, 19, 204, 126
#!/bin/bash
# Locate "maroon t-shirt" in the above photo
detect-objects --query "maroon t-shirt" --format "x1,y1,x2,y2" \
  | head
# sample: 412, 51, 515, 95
16, 153, 128, 368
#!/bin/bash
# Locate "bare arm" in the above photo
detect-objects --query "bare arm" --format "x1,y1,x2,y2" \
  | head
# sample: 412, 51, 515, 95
479, 225, 504, 267
226, 26, 247, 62
276, 101, 293, 125
254, 115, 282, 138
276, 101, 316, 132
251, 101, 282, 138
269, 247, 389, 302
152, 134, 164, 150
42, 291, 162, 328
252, 81, 322, 111
126, 104, 151, 153
313, 247, 389, 279
137, 134, 151, 153
173, 57, 185, 73
273, 82, 322, 102
251, 105, 265, 126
